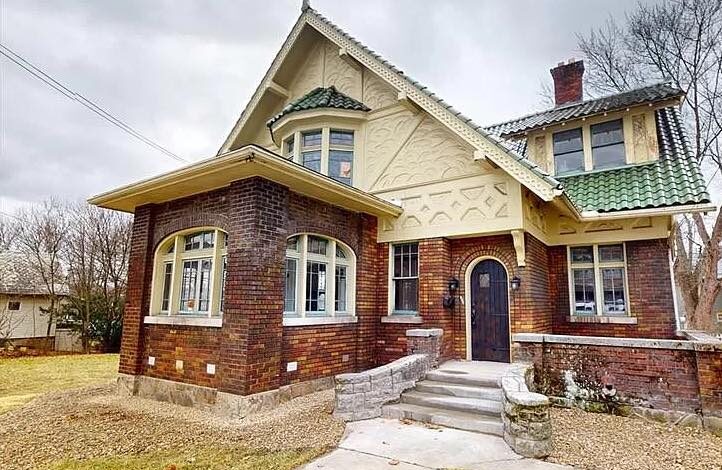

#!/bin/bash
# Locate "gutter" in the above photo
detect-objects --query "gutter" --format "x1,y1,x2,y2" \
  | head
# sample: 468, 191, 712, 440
578, 202, 716, 221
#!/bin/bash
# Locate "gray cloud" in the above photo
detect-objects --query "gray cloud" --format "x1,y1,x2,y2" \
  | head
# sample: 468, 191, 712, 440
1, 0, 651, 212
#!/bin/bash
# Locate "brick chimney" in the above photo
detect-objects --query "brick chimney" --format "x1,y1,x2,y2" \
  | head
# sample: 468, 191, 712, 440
550, 59, 584, 106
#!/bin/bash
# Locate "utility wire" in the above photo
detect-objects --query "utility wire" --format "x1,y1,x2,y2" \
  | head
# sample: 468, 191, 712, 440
0, 43, 189, 163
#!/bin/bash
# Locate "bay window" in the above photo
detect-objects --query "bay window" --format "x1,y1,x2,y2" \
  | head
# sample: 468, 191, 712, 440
568, 243, 629, 317
151, 228, 228, 318
284, 234, 356, 323
284, 127, 356, 186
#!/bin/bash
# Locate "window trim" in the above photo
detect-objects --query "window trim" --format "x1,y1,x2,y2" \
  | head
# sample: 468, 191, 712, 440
388, 242, 420, 316
283, 126, 357, 185
590, 118, 626, 170
283, 233, 356, 323
150, 227, 227, 319
552, 127, 585, 176
567, 243, 631, 318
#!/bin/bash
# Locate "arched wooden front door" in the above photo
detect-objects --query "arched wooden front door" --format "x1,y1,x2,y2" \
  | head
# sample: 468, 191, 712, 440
470, 259, 510, 362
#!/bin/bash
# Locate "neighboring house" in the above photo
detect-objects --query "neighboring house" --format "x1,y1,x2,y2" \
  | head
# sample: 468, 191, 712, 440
90, 6, 713, 405
0, 251, 68, 348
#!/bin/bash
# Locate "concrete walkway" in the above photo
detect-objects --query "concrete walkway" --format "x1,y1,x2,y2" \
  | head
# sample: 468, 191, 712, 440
303, 418, 571, 470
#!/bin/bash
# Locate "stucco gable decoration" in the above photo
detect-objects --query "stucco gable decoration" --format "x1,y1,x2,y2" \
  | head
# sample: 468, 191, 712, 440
218, 8, 561, 202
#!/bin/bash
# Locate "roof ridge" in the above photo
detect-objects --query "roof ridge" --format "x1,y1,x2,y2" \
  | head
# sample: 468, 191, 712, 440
484, 81, 681, 133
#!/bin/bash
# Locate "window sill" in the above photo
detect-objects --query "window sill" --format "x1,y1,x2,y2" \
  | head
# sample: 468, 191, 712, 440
381, 315, 423, 324
144, 315, 223, 328
282, 316, 358, 327
566, 315, 637, 325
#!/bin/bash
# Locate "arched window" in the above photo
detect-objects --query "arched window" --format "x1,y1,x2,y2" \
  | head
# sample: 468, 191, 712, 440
284, 234, 356, 321
151, 228, 228, 318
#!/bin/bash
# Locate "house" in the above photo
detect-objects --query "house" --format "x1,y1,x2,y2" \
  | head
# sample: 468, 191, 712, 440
0, 251, 68, 349
90, 5, 718, 417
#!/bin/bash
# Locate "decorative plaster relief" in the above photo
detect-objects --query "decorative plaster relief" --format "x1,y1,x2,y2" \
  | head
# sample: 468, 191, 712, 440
379, 177, 511, 239
533, 135, 548, 172
289, 41, 325, 102
364, 109, 422, 188
324, 42, 362, 100
362, 72, 398, 110
372, 117, 480, 191
632, 113, 658, 163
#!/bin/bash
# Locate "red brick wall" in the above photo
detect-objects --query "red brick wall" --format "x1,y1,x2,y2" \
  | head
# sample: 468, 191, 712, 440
142, 325, 221, 388
549, 239, 677, 339
120, 176, 382, 396
516, 341, 703, 414
281, 324, 357, 385
697, 350, 722, 418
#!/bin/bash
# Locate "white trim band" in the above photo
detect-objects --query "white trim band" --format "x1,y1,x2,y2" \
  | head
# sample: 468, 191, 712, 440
512, 333, 694, 350
282, 316, 358, 327
144, 315, 223, 328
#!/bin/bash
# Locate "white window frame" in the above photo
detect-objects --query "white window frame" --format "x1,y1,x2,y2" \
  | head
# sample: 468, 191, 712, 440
567, 243, 631, 317
388, 242, 420, 316
283, 233, 356, 326
150, 227, 228, 319
283, 127, 356, 185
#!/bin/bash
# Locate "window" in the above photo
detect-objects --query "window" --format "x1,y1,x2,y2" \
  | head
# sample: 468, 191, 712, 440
553, 128, 584, 175
329, 130, 354, 185
591, 119, 625, 169
391, 243, 419, 314
301, 130, 322, 172
285, 128, 356, 185
284, 234, 355, 318
7, 301, 20, 311
284, 135, 295, 159
568, 244, 628, 317
151, 228, 228, 317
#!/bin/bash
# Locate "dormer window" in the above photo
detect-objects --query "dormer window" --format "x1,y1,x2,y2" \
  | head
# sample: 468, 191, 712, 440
301, 130, 322, 172
553, 128, 584, 175
284, 127, 357, 186
591, 119, 625, 169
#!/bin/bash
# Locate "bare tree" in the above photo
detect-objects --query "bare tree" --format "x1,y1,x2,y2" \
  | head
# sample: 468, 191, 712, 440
0, 300, 22, 343
0, 217, 18, 251
13, 200, 68, 335
577, 0, 722, 331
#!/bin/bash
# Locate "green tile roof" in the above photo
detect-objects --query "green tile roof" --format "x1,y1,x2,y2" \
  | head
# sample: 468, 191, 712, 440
267, 86, 370, 126
558, 107, 710, 213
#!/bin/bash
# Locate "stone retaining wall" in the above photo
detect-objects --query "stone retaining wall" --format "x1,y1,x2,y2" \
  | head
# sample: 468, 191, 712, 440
500, 363, 551, 458
513, 331, 722, 435
334, 354, 430, 421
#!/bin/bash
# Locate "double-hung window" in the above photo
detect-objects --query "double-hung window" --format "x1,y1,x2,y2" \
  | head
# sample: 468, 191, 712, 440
301, 130, 322, 172
391, 243, 419, 314
284, 234, 355, 321
569, 244, 628, 317
152, 228, 228, 318
591, 119, 626, 169
553, 128, 584, 175
329, 130, 354, 185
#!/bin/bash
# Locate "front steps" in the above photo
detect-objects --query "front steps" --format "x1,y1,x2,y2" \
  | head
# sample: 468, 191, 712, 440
382, 360, 510, 437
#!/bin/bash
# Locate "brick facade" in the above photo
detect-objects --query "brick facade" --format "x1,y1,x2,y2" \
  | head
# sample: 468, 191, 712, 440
120, 178, 683, 398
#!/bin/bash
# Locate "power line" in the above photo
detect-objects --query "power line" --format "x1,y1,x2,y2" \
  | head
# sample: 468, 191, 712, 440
0, 43, 189, 163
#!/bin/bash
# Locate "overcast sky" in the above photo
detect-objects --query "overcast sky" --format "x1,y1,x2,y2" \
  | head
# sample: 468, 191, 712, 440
1, 0, 663, 213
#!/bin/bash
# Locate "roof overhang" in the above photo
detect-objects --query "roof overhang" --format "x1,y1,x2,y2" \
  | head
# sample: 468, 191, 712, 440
578, 202, 717, 221
88, 144, 403, 217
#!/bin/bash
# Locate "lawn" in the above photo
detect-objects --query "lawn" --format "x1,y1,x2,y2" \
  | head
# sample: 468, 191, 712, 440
0, 353, 119, 414
0, 354, 342, 470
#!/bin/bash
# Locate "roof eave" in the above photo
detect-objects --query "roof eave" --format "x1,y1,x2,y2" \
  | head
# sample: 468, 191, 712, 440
88, 145, 402, 218
578, 202, 716, 220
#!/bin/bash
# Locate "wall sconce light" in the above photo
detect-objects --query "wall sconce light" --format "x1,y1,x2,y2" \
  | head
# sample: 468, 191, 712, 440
443, 277, 460, 309
510, 276, 522, 291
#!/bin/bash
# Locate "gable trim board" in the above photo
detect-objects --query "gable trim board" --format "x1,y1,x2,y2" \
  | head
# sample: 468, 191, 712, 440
88, 144, 402, 218
218, 8, 562, 203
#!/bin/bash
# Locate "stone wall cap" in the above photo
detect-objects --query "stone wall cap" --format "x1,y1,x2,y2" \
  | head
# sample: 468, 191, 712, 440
511, 333, 695, 350
406, 328, 443, 337
506, 390, 549, 407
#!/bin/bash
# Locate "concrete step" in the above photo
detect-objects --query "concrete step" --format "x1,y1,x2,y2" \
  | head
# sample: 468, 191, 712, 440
425, 369, 502, 388
400, 390, 502, 416
414, 380, 503, 400
383, 402, 503, 437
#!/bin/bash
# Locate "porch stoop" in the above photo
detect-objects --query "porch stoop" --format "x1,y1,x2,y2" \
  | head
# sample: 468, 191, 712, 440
382, 360, 511, 437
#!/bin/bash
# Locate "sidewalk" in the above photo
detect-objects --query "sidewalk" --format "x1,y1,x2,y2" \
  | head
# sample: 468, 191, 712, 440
303, 418, 571, 470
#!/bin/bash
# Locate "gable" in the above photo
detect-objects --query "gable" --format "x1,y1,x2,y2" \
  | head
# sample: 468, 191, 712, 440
218, 8, 561, 202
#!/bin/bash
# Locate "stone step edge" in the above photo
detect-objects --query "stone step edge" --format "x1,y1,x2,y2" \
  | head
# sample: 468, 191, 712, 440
382, 403, 503, 437
415, 380, 503, 399
425, 370, 502, 387
401, 390, 503, 414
